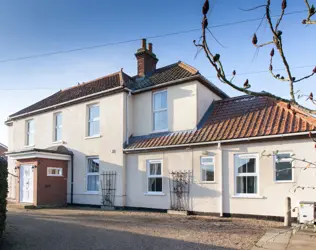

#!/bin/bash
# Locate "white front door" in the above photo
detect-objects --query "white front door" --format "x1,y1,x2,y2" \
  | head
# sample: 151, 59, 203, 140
20, 165, 34, 203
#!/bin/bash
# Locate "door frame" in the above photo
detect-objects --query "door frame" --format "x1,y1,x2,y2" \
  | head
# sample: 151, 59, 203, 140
19, 164, 34, 203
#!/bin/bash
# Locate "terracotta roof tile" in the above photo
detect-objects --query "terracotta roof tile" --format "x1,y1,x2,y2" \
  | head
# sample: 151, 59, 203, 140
126, 96, 316, 150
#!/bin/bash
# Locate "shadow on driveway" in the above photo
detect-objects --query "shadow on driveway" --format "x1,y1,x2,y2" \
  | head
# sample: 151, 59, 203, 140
2, 210, 235, 250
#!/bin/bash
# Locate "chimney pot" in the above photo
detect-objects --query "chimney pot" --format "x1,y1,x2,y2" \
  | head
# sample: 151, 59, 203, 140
142, 38, 147, 49
135, 40, 158, 77
148, 43, 153, 53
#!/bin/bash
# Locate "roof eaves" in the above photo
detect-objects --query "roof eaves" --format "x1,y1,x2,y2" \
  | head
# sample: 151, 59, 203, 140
124, 131, 316, 152
7, 85, 125, 121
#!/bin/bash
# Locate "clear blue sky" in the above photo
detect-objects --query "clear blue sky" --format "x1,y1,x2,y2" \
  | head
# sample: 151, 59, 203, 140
0, 0, 315, 145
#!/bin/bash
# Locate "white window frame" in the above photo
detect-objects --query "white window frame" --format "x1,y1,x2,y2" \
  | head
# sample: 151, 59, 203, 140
26, 119, 35, 146
86, 156, 100, 193
87, 104, 100, 137
200, 156, 215, 183
152, 90, 168, 132
147, 159, 163, 194
47, 167, 63, 177
53, 112, 62, 142
234, 153, 259, 197
274, 152, 294, 183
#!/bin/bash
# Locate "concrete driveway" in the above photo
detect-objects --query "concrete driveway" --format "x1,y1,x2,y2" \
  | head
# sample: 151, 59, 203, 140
1, 207, 281, 250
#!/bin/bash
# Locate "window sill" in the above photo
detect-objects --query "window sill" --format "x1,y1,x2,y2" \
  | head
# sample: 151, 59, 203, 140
52, 140, 65, 145
144, 192, 165, 196
232, 195, 265, 199
150, 130, 168, 134
274, 180, 295, 184
200, 181, 216, 184
85, 191, 100, 195
85, 134, 102, 140
24, 144, 35, 148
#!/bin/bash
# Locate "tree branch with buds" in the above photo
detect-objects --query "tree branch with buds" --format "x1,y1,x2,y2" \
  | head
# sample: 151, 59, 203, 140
303, 0, 316, 24
196, 0, 316, 114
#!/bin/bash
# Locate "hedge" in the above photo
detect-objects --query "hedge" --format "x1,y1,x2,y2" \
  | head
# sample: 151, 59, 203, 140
0, 157, 8, 239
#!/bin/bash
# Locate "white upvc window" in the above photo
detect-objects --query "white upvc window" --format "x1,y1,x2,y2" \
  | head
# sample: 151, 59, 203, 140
153, 90, 168, 132
54, 112, 62, 142
87, 157, 100, 192
47, 167, 63, 177
275, 152, 293, 182
200, 156, 215, 182
235, 154, 259, 196
147, 160, 163, 193
26, 119, 35, 146
88, 104, 100, 137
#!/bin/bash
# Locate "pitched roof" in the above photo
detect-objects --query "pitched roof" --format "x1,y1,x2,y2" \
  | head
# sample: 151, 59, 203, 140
130, 61, 198, 90
125, 96, 316, 150
10, 71, 127, 118
8, 61, 227, 119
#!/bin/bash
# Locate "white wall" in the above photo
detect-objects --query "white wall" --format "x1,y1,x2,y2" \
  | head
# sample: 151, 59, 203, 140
126, 138, 316, 217
8, 92, 126, 206
133, 82, 198, 136
132, 80, 221, 136
197, 83, 222, 123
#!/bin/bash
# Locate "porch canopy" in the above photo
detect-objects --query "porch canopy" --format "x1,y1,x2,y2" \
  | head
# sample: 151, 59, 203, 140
6, 145, 73, 207
6, 145, 73, 160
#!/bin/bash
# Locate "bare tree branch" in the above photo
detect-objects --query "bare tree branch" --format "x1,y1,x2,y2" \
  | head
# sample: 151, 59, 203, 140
303, 0, 316, 24
197, 0, 316, 114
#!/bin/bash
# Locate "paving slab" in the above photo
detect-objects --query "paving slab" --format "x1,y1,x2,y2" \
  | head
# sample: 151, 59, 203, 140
253, 227, 316, 250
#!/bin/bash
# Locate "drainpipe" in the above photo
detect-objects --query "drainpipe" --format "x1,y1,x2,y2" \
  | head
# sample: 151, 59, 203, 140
70, 153, 74, 204
126, 91, 132, 145
123, 90, 131, 208
218, 142, 223, 216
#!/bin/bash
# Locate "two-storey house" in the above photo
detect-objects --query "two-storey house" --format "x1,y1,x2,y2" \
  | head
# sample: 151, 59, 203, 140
6, 39, 316, 219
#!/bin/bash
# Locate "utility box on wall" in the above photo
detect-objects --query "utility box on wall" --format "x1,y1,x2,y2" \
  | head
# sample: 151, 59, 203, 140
299, 201, 316, 224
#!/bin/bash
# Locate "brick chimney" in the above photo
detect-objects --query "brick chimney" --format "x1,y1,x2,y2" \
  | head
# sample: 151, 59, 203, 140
135, 39, 159, 77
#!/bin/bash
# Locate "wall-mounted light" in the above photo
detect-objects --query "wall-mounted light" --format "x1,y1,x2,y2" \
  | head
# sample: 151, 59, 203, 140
202, 151, 209, 156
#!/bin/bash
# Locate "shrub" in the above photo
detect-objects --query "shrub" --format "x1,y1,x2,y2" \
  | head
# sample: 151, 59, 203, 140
0, 157, 8, 239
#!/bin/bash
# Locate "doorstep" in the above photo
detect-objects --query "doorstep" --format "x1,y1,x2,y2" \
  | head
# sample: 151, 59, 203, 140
167, 210, 188, 216
7, 202, 36, 210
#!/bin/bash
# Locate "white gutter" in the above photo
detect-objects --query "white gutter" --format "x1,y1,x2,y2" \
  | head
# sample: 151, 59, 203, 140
6, 86, 124, 121
6, 151, 71, 161
0, 143, 7, 150
123, 131, 316, 152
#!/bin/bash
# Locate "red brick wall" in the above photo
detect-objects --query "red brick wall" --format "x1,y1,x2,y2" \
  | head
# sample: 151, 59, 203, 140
37, 158, 68, 207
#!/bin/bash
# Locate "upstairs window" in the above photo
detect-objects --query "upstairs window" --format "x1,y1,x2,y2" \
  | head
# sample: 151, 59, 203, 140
147, 160, 163, 193
275, 153, 293, 182
26, 119, 35, 146
153, 90, 167, 131
54, 112, 62, 142
87, 157, 100, 192
88, 105, 100, 137
201, 156, 215, 182
235, 154, 258, 196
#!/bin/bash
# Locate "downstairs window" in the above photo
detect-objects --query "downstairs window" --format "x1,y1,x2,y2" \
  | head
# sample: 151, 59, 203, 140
235, 154, 258, 196
147, 160, 163, 193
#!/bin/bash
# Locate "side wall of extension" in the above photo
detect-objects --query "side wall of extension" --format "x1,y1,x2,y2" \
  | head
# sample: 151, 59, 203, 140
126, 138, 316, 217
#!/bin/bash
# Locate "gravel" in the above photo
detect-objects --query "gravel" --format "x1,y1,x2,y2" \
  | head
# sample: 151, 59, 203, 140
1, 207, 282, 250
